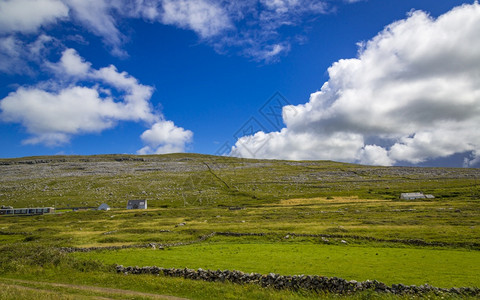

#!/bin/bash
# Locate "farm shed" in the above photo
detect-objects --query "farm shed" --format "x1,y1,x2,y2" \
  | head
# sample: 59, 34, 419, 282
98, 203, 110, 211
0, 207, 55, 216
400, 192, 434, 200
126, 200, 147, 209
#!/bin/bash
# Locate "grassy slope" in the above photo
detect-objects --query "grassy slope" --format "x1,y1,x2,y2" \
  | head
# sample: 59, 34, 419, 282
1, 154, 479, 299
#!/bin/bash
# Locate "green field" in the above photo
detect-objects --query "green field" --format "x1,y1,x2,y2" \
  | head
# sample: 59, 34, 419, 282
0, 154, 479, 299
75, 242, 480, 288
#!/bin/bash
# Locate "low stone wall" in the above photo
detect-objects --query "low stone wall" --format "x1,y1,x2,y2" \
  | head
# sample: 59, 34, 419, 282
116, 265, 479, 297
215, 232, 266, 237
286, 233, 480, 249
59, 230, 480, 253
60, 232, 216, 253
61, 244, 148, 253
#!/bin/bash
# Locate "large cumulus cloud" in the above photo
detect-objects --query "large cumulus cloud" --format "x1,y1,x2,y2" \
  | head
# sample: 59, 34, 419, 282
232, 3, 480, 166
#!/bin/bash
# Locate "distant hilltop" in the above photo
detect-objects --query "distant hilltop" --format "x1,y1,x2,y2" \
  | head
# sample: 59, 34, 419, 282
1, 153, 479, 210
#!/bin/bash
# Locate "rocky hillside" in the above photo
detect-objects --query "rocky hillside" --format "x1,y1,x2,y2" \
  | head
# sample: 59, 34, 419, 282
1, 153, 479, 208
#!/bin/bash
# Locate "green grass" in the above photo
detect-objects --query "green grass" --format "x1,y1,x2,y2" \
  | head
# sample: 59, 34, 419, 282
1, 196, 478, 248
0, 269, 350, 300
2, 269, 475, 300
0, 282, 82, 300
1, 153, 480, 299
74, 242, 480, 288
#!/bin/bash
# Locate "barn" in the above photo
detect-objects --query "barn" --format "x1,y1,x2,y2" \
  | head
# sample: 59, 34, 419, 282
126, 200, 147, 209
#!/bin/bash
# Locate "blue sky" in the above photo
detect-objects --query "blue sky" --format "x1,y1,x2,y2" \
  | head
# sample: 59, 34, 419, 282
1, 0, 479, 167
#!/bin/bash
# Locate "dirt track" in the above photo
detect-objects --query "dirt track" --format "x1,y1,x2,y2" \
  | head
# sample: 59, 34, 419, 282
0, 278, 188, 300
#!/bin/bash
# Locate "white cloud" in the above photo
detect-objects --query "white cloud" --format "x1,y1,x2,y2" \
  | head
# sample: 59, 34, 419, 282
50, 48, 91, 76
93, 65, 157, 123
232, 129, 364, 161
0, 0, 68, 33
138, 121, 193, 154
65, 0, 126, 57
126, 0, 330, 61
47, 48, 157, 123
0, 48, 192, 150
215, 0, 328, 61
231, 3, 480, 166
0, 0, 125, 56
359, 145, 394, 166
0, 86, 120, 145
23, 133, 71, 146
111, 0, 161, 20
0, 34, 53, 75
161, 0, 232, 38
243, 43, 290, 62
0, 36, 27, 74
464, 151, 480, 168
260, 0, 326, 17
0, 0, 348, 63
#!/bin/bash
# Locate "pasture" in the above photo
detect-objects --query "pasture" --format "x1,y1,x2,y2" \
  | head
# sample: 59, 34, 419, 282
0, 154, 479, 299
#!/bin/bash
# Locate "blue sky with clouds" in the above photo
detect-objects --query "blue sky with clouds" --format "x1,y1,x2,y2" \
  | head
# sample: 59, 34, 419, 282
1, 0, 479, 167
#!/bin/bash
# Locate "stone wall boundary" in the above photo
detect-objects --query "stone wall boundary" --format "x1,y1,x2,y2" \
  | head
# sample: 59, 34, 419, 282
115, 265, 479, 296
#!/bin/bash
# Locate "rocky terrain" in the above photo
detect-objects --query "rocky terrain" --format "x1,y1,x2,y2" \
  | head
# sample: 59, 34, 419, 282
1, 154, 479, 209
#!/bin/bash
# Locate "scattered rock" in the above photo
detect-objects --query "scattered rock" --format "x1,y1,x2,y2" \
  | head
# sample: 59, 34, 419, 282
102, 230, 118, 235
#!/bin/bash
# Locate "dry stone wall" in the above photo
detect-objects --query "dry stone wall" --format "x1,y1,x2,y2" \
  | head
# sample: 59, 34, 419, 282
116, 265, 479, 297
60, 231, 480, 253
60, 232, 216, 253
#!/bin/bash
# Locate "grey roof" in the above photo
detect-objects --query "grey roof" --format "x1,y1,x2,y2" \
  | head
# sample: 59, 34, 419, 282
98, 203, 110, 210
400, 192, 426, 199
401, 192, 425, 197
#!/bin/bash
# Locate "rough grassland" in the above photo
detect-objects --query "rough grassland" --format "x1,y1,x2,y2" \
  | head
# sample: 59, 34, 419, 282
0, 154, 479, 299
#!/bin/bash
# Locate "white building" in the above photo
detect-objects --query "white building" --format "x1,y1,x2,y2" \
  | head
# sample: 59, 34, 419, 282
400, 192, 434, 200
98, 203, 110, 211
